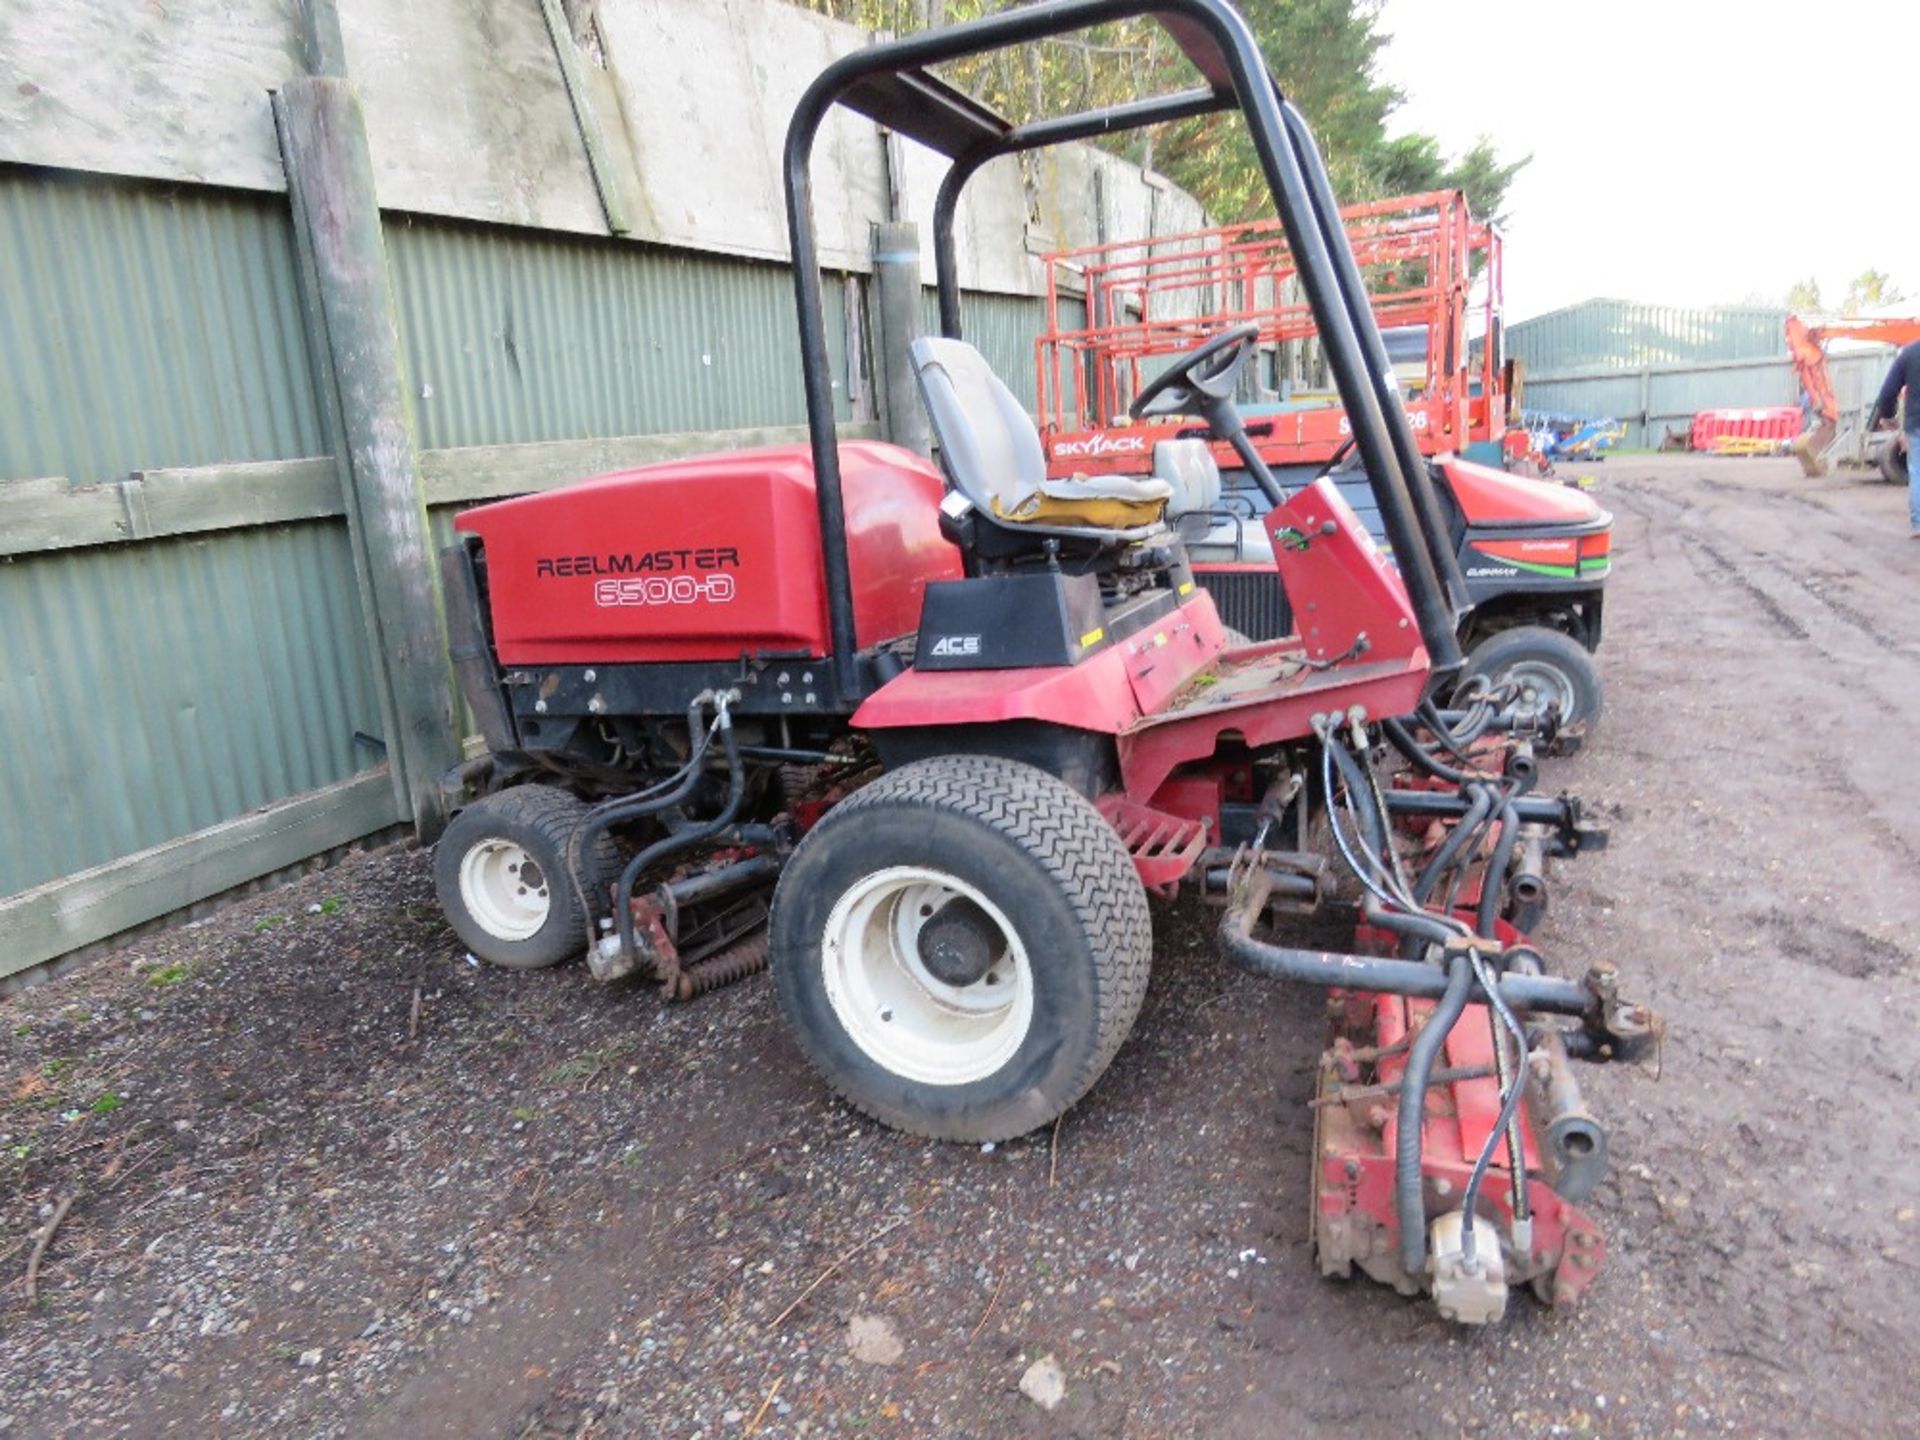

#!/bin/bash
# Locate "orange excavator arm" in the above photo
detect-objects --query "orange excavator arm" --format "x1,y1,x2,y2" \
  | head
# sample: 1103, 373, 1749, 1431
1786, 315, 1839, 425
1787, 314, 1920, 475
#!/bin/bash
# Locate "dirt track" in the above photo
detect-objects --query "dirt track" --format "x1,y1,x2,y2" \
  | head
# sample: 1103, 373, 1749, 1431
4, 454, 1919, 1438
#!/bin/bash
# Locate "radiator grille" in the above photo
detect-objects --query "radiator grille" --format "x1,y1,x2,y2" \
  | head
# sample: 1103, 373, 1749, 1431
1195, 569, 1294, 642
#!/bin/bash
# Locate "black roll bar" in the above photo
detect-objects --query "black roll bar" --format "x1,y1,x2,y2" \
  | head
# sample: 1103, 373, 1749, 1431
784, 0, 1467, 703
1278, 106, 1474, 624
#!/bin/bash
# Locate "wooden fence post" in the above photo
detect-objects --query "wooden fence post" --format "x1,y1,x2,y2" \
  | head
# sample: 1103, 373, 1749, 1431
273, 76, 458, 839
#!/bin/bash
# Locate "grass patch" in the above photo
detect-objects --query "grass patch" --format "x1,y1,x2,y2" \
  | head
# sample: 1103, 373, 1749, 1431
146, 963, 191, 989
89, 1092, 122, 1115
543, 1040, 631, 1088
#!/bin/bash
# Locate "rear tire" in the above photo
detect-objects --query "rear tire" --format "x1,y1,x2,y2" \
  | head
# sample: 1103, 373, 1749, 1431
434, 786, 620, 970
769, 755, 1152, 1142
1458, 625, 1604, 726
1879, 435, 1908, 486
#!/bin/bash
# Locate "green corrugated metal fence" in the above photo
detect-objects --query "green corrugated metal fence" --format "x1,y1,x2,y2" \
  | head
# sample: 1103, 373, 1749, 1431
1510, 299, 1788, 376
389, 216, 858, 449
0, 171, 385, 905
0, 170, 326, 484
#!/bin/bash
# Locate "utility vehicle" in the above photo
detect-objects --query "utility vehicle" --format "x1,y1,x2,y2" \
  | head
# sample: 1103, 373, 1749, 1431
1032, 192, 1612, 722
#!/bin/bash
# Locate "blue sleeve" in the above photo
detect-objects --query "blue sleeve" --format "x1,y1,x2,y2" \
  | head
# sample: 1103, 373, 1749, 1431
1873, 352, 1908, 425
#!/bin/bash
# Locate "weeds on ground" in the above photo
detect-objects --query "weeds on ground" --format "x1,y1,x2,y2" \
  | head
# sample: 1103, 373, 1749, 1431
542, 1038, 633, 1089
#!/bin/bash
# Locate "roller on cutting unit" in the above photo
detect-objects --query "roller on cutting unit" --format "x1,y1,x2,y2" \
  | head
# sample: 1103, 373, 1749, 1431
428, 0, 1656, 1327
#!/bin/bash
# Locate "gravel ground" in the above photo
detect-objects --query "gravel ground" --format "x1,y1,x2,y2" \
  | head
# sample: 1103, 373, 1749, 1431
4, 455, 1919, 1439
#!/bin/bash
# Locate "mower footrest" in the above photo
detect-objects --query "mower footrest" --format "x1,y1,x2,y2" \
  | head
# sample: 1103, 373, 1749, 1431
1096, 795, 1208, 891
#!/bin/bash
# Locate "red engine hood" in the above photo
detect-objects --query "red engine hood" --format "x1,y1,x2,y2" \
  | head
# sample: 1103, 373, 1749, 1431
1440, 458, 1604, 529
454, 441, 962, 666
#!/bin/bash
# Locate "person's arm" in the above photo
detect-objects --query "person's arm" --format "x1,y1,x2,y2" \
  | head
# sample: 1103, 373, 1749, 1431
1870, 353, 1907, 427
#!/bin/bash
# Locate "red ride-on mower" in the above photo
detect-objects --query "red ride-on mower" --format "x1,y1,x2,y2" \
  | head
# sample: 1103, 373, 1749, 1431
431, 0, 1655, 1325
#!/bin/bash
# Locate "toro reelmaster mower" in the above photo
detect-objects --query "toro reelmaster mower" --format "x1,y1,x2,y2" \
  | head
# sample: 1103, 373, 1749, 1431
431, 0, 1655, 1325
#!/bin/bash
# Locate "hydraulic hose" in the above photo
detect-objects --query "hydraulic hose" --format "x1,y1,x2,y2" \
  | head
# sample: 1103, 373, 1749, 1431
572, 696, 717, 878
1419, 697, 1488, 762
1413, 783, 1494, 903
1321, 739, 1405, 912
1360, 897, 1465, 948
570, 695, 725, 951
1356, 728, 1423, 907
1459, 950, 1533, 1267
1398, 954, 1475, 1276
1476, 801, 1522, 938
613, 710, 748, 966
1384, 715, 1486, 786
1489, 1002, 1530, 1228
1324, 730, 1390, 860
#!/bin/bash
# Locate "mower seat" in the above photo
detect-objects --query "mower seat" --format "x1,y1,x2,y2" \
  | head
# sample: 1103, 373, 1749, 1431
910, 337, 1172, 539
1154, 439, 1221, 516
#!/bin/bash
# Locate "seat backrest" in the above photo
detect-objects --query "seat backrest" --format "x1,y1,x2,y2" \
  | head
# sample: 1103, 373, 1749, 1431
910, 337, 1046, 517
1153, 438, 1221, 519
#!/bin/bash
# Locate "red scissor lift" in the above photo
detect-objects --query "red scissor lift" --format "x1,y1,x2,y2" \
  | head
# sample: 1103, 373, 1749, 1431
1035, 189, 1513, 477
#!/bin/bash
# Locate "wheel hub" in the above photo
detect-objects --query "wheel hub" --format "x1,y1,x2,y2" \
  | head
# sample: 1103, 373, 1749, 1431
1499, 659, 1577, 721
916, 897, 1004, 986
821, 867, 1033, 1087
456, 838, 552, 943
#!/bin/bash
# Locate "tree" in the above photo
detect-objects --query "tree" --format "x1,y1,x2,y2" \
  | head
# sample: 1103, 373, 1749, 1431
1785, 277, 1822, 312
789, 0, 1527, 224
1842, 269, 1906, 316
1368, 134, 1529, 227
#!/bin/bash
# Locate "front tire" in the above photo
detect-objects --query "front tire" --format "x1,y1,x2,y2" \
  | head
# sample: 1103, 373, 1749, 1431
434, 785, 620, 970
769, 755, 1152, 1142
1458, 624, 1604, 726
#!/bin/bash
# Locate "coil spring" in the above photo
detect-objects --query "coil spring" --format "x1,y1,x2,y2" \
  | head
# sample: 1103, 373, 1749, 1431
672, 931, 771, 1001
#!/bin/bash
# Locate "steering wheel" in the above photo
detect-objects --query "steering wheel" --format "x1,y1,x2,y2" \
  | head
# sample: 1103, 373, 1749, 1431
1128, 322, 1261, 421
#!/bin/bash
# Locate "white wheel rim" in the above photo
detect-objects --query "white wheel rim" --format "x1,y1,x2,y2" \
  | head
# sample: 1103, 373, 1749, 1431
457, 838, 551, 942
821, 866, 1034, 1087
1498, 659, 1579, 721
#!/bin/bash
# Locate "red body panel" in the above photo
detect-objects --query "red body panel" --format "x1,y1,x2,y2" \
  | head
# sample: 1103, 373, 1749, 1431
850, 593, 1220, 738
455, 442, 962, 666
1437, 458, 1605, 528
858, 478, 1431, 803
1271, 477, 1423, 665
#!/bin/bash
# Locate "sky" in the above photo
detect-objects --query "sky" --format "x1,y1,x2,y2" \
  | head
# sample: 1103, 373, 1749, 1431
1373, 0, 1919, 322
